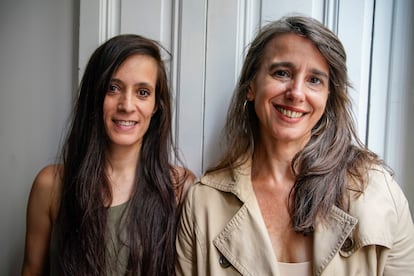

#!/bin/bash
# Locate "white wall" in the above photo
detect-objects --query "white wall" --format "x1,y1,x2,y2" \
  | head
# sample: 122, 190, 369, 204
367, 0, 414, 211
384, 0, 414, 207
0, 0, 78, 274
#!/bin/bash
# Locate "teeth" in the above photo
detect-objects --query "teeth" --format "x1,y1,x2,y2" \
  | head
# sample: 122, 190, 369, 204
277, 107, 303, 118
116, 120, 135, 126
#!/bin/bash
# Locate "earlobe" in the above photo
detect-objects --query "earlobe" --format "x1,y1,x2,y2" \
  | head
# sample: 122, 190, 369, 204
152, 105, 158, 115
246, 85, 255, 101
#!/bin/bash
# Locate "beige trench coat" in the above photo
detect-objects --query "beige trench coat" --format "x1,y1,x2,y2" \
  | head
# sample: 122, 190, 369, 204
176, 159, 414, 275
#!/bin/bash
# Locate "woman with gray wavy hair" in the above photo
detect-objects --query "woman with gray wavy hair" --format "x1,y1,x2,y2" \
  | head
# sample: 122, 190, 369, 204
176, 15, 414, 275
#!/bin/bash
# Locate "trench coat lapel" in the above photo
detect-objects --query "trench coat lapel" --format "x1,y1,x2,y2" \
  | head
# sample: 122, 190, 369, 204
207, 157, 358, 276
212, 162, 279, 276
212, 202, 358, 276
313, 206, 358, 275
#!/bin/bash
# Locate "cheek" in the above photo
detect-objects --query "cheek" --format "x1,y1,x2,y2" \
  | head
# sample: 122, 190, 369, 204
141, 101, 157, 119
102, 100, 110, 121
103, 96, 116, 114
313, 92, 329, 112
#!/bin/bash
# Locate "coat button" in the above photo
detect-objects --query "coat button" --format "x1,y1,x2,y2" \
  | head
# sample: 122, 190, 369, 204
341, 237, 355, 252
219, 255, 231, 268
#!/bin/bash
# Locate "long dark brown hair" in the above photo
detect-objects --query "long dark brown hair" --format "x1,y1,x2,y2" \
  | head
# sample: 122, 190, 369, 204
56, 34, 180, 275
209, 15, 384, 234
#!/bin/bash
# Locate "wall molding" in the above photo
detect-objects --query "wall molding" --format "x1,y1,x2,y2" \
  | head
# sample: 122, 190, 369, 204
235, 0, 261, 81
171, 0, 183, 158
98, 0, 120, 43
323, 0, 339, 33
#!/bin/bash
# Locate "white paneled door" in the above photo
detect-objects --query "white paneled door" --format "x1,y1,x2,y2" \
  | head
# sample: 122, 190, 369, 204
78, 0, 410, 185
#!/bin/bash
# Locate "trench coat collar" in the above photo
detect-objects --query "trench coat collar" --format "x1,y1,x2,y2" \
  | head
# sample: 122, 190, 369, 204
204, 158, 280, 275
200, 157, 359, 275
200, 157, 254, 203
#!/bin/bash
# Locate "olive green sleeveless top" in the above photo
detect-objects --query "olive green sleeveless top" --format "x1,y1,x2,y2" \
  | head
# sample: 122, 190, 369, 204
49, 202, 131, 275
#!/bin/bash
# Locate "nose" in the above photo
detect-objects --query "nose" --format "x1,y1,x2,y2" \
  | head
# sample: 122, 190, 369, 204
118, 92, 134, 112
286, 78, 305, 102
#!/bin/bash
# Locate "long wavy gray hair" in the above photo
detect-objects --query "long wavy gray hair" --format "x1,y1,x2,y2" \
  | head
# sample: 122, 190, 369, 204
209, 15, 382, 233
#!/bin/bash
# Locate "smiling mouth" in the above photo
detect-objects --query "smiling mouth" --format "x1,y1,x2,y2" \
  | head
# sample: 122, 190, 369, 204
276, 106, 304, 118
114, 120, 137, 126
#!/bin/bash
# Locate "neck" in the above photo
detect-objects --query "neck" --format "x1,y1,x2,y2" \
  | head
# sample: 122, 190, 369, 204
251, 136, 305, 189
105, 144, 141, 206
106, 144, 140, 171
252, 149, 293, 188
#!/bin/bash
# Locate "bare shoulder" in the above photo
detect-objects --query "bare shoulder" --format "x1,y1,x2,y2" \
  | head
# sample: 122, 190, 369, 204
32, 165, 62, 195
171, 166, 197, 205
30, 164, 62, 220
22, 164, 62, 275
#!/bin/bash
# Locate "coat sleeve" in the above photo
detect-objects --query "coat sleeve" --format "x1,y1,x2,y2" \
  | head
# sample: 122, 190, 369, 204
383, 175, 414, 275
176, 184, 201, 276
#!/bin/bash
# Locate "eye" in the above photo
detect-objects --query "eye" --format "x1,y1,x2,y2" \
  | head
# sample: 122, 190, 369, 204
137, 88, 150, 98
272, 70, 291, 79
107, 84, 120, 93
309, 77, 322, 85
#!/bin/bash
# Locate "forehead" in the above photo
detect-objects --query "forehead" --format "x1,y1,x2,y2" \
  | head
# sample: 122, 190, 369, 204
117, 54, 158, 72
262, 33, 327, 64
112, 54, 159, 83
264, 33, 325, 59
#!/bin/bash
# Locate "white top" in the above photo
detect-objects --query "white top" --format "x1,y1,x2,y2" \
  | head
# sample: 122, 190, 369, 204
278, 261, 312, 276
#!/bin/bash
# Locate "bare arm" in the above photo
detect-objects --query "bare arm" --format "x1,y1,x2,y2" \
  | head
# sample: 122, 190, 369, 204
21, 165, 60, 276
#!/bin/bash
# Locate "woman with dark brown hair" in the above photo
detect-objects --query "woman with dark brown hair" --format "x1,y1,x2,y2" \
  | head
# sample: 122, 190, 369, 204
22, 34, 194, 275
176, 15, 414, 275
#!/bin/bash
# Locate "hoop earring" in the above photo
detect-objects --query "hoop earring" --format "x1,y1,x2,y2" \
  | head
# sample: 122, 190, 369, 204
242, 99, 250, 134
243, 99, 248, 113
325, 116, 329, 130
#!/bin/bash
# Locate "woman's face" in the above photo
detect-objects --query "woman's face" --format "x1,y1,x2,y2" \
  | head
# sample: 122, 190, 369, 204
103, 54, 158, 151
248, 33, 330, 147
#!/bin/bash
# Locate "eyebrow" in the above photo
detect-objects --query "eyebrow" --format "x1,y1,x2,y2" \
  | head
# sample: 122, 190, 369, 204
310, 68, 329, 80
268, 61, 329, 80
110, 78, 155, 90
